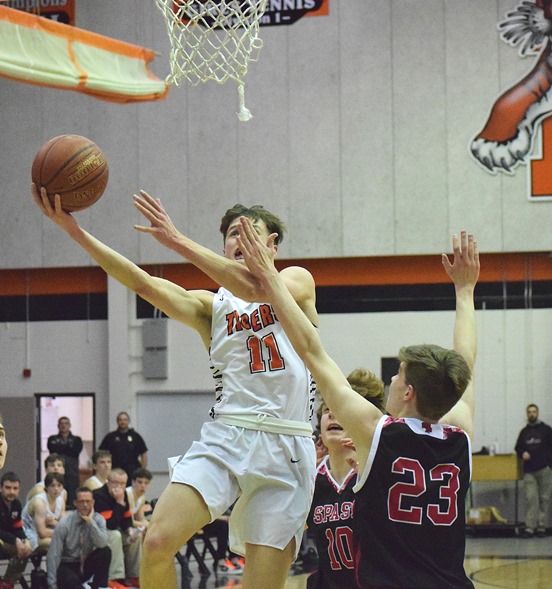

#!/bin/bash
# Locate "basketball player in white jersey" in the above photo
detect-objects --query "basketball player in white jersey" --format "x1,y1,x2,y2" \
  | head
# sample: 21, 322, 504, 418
32, 185, 318, 589
83, 450, 112, 491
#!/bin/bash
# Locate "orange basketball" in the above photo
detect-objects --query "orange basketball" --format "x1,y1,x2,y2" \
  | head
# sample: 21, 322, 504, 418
31, 134, 109, 212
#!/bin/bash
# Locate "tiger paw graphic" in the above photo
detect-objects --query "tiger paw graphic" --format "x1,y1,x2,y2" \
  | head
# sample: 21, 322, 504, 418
471, 0, 552, 173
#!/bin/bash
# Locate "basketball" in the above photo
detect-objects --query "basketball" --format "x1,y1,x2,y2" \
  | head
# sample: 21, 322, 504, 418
31, 134, 109, 212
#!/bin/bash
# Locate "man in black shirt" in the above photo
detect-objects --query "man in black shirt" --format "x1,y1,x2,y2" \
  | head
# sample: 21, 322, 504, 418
47, 416, 83, 505
99, 413, 148, 481
0, 471, 32, 589
515, 403, 552, 538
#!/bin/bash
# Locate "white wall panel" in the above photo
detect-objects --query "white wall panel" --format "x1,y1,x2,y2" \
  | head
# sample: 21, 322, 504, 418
391, 1, 449, 253
2, 87, 43, 269
341, 1, 395, 256
445, 2, 504, 247
287, 13, 342, 259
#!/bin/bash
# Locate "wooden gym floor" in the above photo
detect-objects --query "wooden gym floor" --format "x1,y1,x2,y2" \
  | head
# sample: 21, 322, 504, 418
177, 535, 552, 589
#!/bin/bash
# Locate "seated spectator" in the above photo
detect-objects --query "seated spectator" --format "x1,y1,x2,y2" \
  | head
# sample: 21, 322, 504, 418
22, 472, 65, 553
93, 468, 141, 589
47, 486, 111, 589
202, 514, 244, 576
83, 450, 112, 491
27, 454, 66, 502
126, 468, 152, 530
0, 472, 33, 589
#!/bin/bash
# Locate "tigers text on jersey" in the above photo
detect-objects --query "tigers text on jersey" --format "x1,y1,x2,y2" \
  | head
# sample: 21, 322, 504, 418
209, 287, 316, 422
307, 456, 357, 589
353, 415, 474, 589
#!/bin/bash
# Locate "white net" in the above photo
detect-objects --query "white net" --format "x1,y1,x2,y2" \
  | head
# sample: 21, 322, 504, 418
154, 0, 269, 121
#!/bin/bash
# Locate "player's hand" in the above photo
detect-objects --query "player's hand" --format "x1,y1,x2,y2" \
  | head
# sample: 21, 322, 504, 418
441, 231, 480, 289
237, 216, 278, 281
341, 437, 356, 450
31, 183, 77, 232
16, 538, 32, 559
345, 456, 360, 473
80, 509, 94, 524
133, 190, 182, 247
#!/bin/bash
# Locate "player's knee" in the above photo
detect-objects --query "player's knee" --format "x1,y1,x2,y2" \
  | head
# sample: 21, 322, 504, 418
142, 522, 175, 557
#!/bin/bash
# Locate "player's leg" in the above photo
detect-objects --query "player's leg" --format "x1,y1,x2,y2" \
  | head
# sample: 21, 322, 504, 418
536, 467, 552, 534
241, 539, 295, 589
141, 482, 211, 589
523, 472, 538, 534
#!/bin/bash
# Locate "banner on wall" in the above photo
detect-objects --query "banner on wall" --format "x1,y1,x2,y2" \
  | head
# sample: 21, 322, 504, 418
259, 0, 329, 26
469, 0, 552, 201
3, 0, 75, 26
177, 0, 329, 27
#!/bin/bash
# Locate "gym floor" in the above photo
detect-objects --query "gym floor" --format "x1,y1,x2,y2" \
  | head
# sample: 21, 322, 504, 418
176, 535, 552, 589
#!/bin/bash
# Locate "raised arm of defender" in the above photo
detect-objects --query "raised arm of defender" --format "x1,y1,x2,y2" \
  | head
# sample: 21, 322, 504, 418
439, 231, 480, 438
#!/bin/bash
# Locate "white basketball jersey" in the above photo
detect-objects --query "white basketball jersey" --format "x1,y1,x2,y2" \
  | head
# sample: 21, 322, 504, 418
209, 287, 315, 422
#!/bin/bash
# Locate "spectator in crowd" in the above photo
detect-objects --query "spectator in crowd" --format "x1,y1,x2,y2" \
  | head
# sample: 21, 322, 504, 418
47, 486, 111, 589
27, 454, 66, 502
93, 468, 141, 589
515, 403, 552, 538
47, 417, 83, 505
83, 450, 113, 491
203, 513, 244, 576
99, 413, 148, 482
22, 472, 65, 553
126, 468, 152, 531
0, 471, 33, 589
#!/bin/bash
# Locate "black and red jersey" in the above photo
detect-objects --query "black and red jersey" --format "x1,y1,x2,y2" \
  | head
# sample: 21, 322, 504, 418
306, 456, 358, 589
353, 416, 473, 589
0, 497, 26, 545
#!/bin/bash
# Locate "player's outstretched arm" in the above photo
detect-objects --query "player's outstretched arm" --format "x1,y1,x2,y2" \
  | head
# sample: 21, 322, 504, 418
133, 191, 263, 297
237, 216, 380, 456
32, 185, 213, 345
133, 191, 318, 321
439, 231, 480, 437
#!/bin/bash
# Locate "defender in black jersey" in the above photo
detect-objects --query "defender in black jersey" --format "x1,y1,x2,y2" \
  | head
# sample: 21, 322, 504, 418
307, 457, 357, 589
307, 369, 385, 589
239, 224, 479, 589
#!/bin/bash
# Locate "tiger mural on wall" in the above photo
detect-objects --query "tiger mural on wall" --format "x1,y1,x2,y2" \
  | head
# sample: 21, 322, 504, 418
471, 0, 552, 176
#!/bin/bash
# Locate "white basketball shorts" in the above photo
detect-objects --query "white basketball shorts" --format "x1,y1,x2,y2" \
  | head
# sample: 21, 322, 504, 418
169, 419, 316, 557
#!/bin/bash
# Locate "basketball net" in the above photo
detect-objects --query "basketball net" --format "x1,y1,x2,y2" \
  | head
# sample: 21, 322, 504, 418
154, 0, 269, 121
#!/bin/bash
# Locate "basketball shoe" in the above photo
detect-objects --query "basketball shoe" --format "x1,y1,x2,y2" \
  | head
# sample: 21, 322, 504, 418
218, 558, 244, 575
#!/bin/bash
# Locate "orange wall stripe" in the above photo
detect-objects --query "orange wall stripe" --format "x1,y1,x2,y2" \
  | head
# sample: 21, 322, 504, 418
0, 267, 107, 296
1, 253, 551, 297
279, 253, 552, 286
